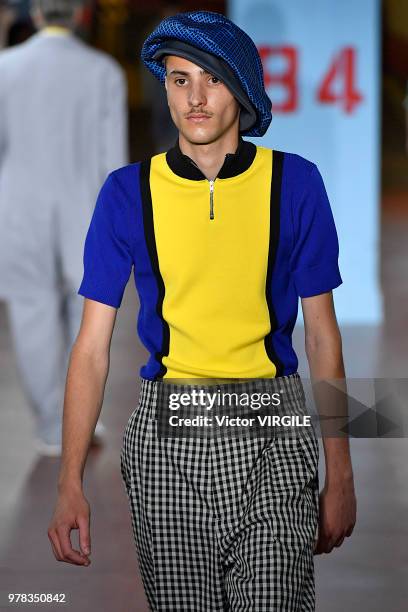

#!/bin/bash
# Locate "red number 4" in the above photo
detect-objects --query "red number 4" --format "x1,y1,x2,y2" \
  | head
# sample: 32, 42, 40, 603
317, 47, 363, 113
259, 45, 363, 114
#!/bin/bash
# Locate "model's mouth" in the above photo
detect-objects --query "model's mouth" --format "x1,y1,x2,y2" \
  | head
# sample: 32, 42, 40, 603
187, 115, 211, 122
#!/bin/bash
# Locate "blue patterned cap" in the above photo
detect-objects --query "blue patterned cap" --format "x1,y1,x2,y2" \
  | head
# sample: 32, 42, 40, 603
140, 10, 272, 137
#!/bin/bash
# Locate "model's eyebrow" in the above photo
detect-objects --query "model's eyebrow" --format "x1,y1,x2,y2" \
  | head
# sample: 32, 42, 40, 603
167, 69, 211, 77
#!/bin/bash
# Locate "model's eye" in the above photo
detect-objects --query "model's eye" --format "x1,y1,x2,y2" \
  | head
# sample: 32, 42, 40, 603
210, 76, 220, 84
175, 78, 187, 85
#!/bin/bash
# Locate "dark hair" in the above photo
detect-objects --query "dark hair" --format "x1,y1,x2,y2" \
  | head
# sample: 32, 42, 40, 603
32, 0, 80, 26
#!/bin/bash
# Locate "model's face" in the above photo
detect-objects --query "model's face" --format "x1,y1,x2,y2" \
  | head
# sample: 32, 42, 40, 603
164, 55, 240, 145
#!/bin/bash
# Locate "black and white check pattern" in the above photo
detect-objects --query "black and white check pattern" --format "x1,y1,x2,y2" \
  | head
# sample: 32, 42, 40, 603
120, 373, 319, 611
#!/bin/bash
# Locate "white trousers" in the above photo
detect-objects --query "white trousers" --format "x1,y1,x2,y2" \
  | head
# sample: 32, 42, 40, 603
5, 287, 83, 444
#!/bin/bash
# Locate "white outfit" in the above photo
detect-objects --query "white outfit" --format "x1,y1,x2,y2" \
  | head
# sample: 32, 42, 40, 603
0, 27, 128, 443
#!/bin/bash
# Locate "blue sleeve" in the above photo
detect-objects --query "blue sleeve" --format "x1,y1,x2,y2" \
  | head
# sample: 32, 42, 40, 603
77, 172, 134, 308
290, 163, 343, 298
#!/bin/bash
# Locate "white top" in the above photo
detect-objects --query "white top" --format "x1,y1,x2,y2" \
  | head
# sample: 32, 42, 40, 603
0, 28, 129, 299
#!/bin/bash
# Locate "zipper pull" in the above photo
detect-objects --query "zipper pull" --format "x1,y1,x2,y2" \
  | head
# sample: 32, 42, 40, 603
209, 180, 215, 220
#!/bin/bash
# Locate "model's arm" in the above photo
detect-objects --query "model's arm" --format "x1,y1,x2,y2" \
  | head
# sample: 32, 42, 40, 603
47, 298, 117, 567
301, 291, 357, 555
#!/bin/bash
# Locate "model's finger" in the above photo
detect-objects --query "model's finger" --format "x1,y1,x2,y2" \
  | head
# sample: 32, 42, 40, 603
58, 525, 89, 565
52, 528, 75, 564
48, 529, 62, 561
314, 520, 330, 553
333, 536, 345, 548
315, 529, 336, 554
345, 523, 355, 537
48, 527, 65, 561
77, 514, 91, 557
314, 532, 327, 555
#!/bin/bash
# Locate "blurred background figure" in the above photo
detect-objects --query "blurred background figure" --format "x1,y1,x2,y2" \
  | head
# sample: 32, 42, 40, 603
0, 0, 128, 455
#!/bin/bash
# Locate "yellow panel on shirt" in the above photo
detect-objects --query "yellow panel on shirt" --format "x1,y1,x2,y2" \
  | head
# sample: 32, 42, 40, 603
149, 146, 277, 379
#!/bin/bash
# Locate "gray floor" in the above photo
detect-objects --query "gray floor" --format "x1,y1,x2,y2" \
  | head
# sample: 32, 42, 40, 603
0, 210, 407, 611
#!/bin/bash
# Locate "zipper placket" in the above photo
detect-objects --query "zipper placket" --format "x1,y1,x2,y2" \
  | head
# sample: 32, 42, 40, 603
187, 157, 224, 221
209, 179, 215, 220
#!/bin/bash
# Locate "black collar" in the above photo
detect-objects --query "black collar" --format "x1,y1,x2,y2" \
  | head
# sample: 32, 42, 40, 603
165, 136, 257, 180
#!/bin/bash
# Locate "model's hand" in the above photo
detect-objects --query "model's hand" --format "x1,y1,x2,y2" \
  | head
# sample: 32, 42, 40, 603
47, 486, 92, 566
314, 474, 356, 554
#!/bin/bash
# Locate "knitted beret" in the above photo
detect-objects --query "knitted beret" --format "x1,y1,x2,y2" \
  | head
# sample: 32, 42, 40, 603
140, 10, 272, 137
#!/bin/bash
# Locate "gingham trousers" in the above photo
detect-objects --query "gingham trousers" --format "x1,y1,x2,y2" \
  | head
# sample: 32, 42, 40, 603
120, 373, 320, 611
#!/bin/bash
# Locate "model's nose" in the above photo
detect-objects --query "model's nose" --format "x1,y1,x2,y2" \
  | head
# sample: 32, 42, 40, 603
188, 81, 207, 108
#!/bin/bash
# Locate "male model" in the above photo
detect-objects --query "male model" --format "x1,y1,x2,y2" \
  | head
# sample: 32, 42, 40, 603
0, 0, 128, 454
48, 10, 356, 611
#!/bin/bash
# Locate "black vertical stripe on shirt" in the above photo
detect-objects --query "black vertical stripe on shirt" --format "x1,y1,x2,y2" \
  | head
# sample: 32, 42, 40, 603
264, 150, 285, 377
139, 159, 169, 380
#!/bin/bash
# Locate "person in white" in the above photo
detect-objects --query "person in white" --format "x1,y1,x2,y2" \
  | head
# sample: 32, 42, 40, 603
0, 0, 128, 455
